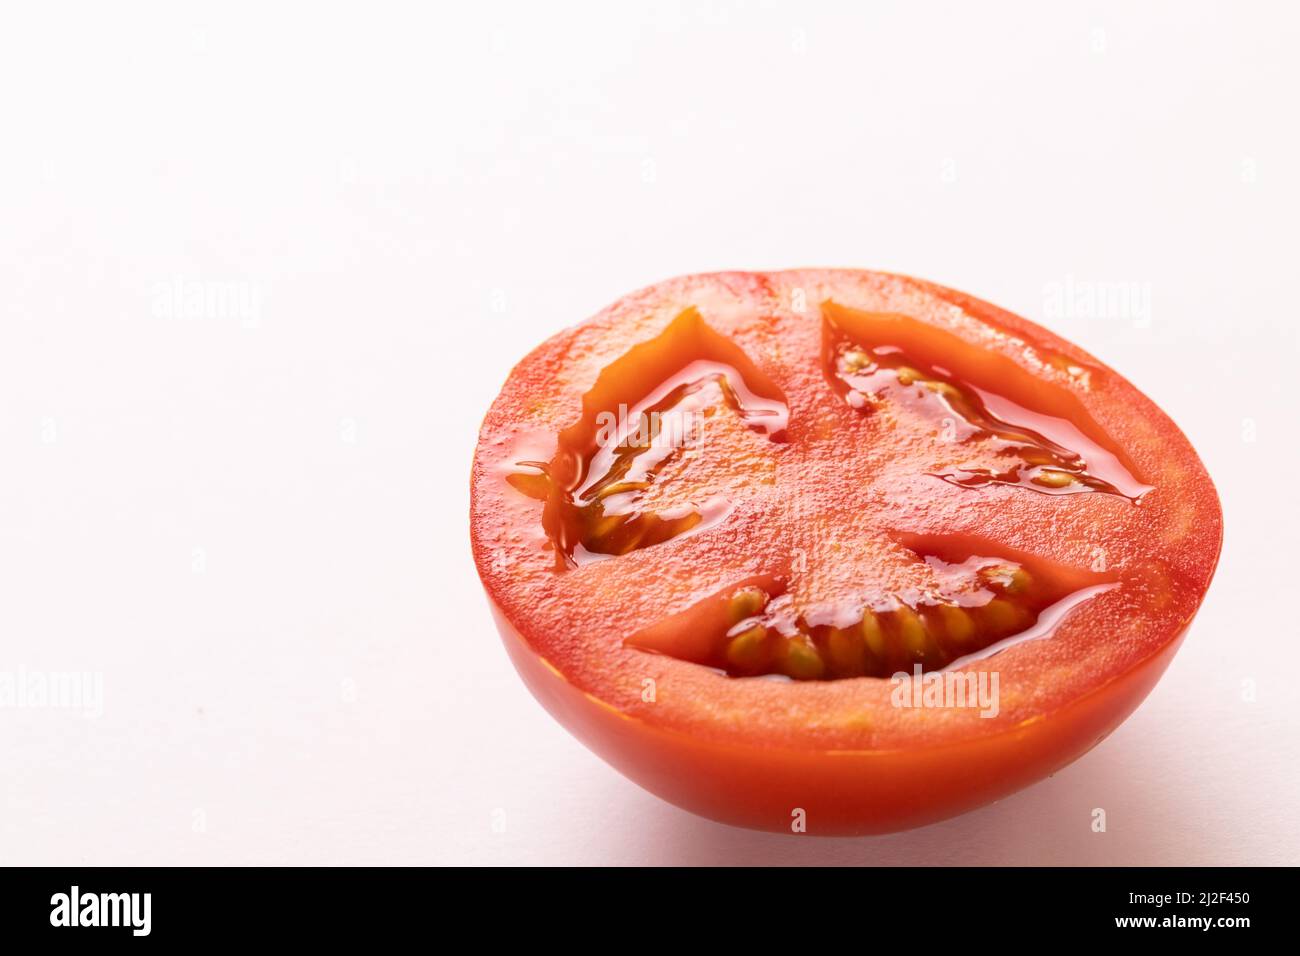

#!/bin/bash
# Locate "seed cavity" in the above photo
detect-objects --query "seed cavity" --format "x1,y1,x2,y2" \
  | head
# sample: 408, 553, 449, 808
624, 536, 1114, 680
517, 308, 788, 568
821, 301, 1151, 501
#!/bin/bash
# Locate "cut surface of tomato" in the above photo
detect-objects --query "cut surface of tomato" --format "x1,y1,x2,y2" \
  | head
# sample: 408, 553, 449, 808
470, 270, 1222, 834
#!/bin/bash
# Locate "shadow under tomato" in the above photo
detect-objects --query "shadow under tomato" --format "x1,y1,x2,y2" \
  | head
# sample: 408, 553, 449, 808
603, 728, 1222, 866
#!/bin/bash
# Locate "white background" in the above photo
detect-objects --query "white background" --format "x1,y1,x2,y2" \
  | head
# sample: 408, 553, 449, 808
3, 1, 1297, 865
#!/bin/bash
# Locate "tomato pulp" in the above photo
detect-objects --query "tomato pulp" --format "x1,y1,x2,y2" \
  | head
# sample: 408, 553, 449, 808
470, 270, 1222, 835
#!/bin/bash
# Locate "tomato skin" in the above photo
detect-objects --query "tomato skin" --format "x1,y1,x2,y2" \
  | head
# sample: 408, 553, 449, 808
491, 598, 1186, 834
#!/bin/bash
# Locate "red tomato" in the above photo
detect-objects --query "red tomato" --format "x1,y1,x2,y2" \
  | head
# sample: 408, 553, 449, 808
470, 270, 1222, 834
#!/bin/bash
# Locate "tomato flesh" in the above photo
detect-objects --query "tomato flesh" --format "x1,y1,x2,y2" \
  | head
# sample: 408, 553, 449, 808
470, 270, 1222, 834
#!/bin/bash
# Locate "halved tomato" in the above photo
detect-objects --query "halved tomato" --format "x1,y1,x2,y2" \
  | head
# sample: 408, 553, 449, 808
470, 270, 1222, 834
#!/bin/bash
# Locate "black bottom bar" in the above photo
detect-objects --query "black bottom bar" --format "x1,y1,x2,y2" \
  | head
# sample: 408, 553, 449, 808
0, 866, 1282, 941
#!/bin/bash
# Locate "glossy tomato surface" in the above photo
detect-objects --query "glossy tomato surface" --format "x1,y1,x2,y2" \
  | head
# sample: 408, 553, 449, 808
470, 270, 1222, 834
